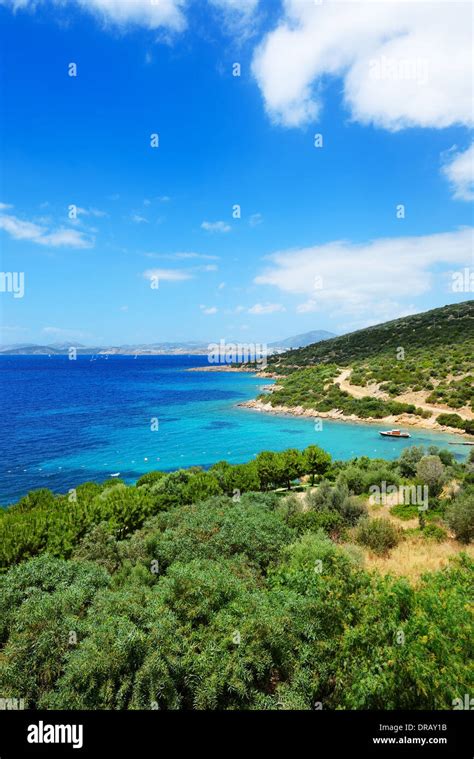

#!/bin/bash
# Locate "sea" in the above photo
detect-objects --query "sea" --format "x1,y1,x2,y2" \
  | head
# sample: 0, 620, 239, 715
0, 354, 470, 506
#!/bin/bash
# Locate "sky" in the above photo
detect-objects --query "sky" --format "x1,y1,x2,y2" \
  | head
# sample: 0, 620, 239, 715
0, 0, 473, 347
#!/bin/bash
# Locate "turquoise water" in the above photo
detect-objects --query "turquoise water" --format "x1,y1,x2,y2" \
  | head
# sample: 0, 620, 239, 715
0, 354, 469, 505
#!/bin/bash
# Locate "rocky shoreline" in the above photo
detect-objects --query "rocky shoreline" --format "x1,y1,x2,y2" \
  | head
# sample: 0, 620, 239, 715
237, 398, 472, 438
187, 365, 280, 378
188, 364, 473, 439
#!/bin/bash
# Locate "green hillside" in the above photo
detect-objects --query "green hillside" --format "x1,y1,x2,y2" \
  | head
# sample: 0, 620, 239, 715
260, 301, 474, 430
266, 300, 473, 371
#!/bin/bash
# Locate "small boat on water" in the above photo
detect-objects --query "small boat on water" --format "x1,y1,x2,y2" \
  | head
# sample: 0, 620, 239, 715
379, 429, 411, 438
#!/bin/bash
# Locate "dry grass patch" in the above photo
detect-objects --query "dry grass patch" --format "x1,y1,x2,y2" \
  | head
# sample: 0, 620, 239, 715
363, 534, 474, 580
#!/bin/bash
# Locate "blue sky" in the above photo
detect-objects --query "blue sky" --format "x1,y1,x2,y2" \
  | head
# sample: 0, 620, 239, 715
0, 0, 472, 346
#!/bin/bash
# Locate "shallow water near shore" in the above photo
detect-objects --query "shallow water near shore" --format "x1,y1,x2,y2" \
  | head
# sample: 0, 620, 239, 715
0, 354, 469, 505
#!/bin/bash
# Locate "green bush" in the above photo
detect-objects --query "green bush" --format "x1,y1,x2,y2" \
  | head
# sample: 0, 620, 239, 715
445, 490, 474, 543
422, 523, 448, 542
355, 518, 402, 555
136, 471, 166, 488
416, 455, 445, 496
287, 509, 345, 537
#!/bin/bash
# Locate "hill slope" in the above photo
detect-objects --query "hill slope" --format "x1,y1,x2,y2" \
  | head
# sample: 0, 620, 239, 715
266, 301, 473, 369
253, 301, 474, 434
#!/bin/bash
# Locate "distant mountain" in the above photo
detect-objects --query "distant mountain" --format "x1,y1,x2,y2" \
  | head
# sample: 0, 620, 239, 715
0, 333, 339, 356
0, 333, 337, 356
268, 330, 336, 353
0, 342, 211, 356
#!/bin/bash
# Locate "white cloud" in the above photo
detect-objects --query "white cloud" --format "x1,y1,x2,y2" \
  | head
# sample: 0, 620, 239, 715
130, 213, 149, 224
296, 299, 319, 314
0, 202, 13, 210
0, 214, 44, 241
42, 326, 88, 340
174, 252, 219, 260
143, 268, 193, 282
254, 227, 473, 324
0, 209, 93, 248
249, 212, 263, 227
208, 0, 260, 37
200, 305, 218, 315
40, 228, 94, 247
441, 142, 474, 201
76, 206, 107, 217
1, 0, 187, 31
198, 264, 218, 272
252, 0, 473, 131
248, 302, 286, 315
208, 0, 258, 14
201, 220, 231, 233
144, 251, 219, 261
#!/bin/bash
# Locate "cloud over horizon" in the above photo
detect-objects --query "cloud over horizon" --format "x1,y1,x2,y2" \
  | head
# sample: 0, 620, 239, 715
254, 227, 473, 325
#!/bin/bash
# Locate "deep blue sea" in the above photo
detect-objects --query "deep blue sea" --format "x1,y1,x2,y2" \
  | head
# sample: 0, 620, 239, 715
0, 354, 470, 505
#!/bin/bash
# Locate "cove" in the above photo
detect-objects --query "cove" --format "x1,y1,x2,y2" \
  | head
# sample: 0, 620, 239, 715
0, 354, 469, 505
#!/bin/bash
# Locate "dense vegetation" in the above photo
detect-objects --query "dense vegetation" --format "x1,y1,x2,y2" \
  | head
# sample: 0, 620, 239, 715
257, 301, 474, 424
266, 301, 473, 377
262, 365, 432, 420
0, 445, 473, 710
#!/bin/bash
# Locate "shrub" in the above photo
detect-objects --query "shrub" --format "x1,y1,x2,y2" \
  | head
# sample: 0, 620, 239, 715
436, 413, 474, 435
355, 518, 402, 555
340, 495, 367, 526
72, 523, 121, 573
416, 455, 445, 496
136, 471, 166, 488
0, 556, 109, 706
305, 480, 334, 511
398, 446, 425, 478
445, 490, 474, 543
287, 509, 345, 537
422, 523, 448, 543
341, 543, 365, 567
147, 495, 294, 571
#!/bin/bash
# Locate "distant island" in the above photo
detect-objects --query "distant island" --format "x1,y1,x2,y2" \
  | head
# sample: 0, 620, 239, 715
268, 329, 336, 353
0, 329, 337, 356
